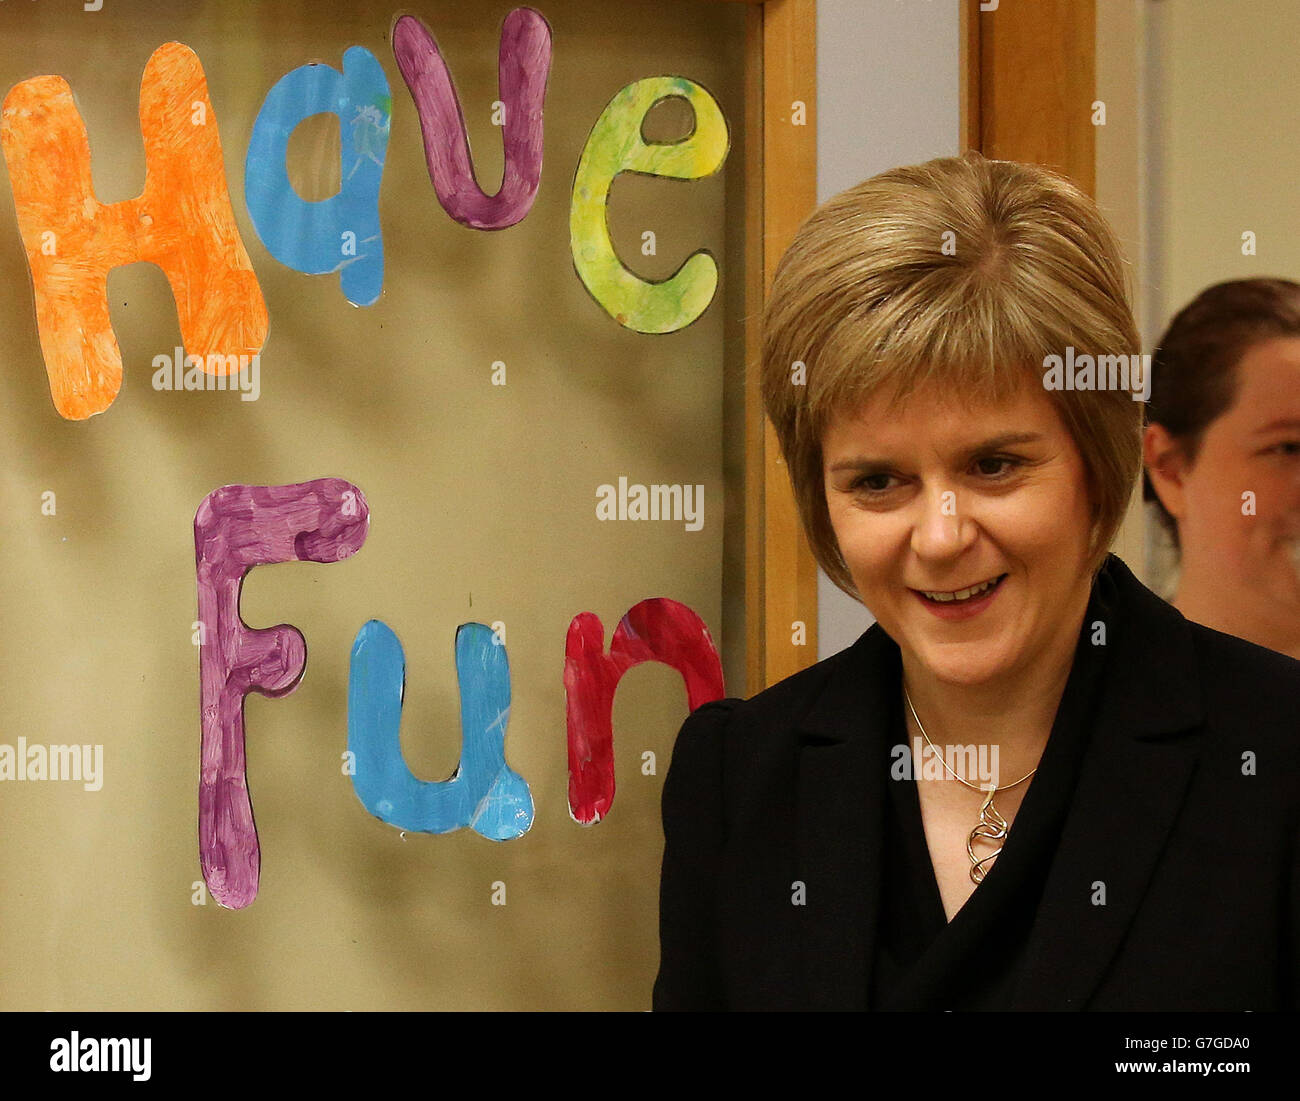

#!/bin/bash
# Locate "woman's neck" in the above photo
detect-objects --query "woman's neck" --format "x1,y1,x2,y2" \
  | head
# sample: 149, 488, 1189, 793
899, 586, 1088, 783
1175, 557, 1300, 660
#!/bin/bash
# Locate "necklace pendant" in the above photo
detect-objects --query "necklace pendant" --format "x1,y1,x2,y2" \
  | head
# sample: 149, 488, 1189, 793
966, 786, 1010, 885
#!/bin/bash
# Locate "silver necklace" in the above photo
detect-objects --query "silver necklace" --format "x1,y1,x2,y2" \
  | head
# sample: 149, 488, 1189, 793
903, 686, 1038, 884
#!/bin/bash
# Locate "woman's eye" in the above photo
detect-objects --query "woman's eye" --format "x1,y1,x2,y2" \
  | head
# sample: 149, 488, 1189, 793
1264, 440, 1300, 457
974, 455, 1018, 477
852, 472, 896, 493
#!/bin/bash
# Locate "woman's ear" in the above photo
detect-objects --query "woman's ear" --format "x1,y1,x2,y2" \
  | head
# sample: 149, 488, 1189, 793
1143, 423, 1191, 523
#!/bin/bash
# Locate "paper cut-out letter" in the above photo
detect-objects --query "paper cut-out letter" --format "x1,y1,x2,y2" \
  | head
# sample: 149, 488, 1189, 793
348, 620, 533, 839
195, 478, 369, 909
570, 77, 729, 334
0, 42, 268, 420
245, 47, 390, 306
565, 598, 725, 824
392, 8, 551, 230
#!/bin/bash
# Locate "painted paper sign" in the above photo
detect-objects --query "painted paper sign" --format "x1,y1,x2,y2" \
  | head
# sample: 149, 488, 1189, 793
570, 76, 729, 334
565, 598, 725, 824
393, 9, 551, 230
1, 42, 267, 420
348, 619, 534, 839
244, 46, 392, 306
1, 4, 734, 943
195, 479, 369, 909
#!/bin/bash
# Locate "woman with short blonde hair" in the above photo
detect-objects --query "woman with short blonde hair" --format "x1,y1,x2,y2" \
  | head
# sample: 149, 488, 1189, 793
655, 151, 1300, 1012
762, 151, 1143, 597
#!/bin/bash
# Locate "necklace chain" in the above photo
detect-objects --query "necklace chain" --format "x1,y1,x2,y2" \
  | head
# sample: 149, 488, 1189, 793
903, 687, 1038, 792
903, 685, 1039, 884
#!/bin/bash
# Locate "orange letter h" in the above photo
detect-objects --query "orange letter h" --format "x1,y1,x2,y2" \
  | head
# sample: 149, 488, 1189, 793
1, 42, 268, 420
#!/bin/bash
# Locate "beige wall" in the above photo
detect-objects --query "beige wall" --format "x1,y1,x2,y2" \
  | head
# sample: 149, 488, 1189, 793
1096, 0, 1148, 581
1144, 0, 1300, 321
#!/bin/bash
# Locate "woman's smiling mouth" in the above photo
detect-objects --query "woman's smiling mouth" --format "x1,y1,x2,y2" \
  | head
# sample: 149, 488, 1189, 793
911, 573, 1008, 618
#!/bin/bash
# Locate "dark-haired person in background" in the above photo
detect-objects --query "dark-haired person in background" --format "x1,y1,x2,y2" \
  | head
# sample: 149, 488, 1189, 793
1144, 278, 1300, 660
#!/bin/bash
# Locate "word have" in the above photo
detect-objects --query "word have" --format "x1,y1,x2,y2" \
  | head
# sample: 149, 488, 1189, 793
595, 477, 704, 530
0, 9, 730, 420
1041, 346, 1151, 401
195, 478, 725, 910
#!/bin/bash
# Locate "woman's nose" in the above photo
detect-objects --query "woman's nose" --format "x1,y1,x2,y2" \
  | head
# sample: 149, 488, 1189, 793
910, 487, 972, 558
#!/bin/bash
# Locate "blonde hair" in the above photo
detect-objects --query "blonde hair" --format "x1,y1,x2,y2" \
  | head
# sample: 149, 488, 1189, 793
761, 150, 1143, 600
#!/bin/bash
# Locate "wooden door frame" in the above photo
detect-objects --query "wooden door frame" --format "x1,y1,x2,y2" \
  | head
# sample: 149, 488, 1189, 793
962, 0, 1096, 194
713, 0, 818, 695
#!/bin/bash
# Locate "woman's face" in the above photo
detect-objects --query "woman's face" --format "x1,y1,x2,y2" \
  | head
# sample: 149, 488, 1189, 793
822, 377, 1097, 688
1170, 335, 1300, 607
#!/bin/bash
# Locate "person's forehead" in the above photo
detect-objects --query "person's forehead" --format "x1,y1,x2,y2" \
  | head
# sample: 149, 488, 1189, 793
825, 376, 1049, 434
1220, 340, 1300, 424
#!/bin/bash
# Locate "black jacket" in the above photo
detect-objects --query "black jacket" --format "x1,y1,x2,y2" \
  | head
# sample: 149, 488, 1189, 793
654, 554, 1300, 1010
